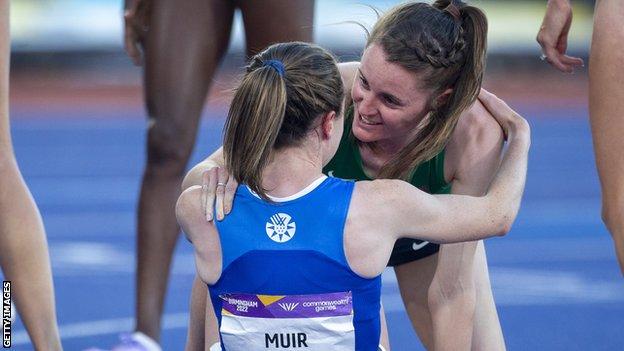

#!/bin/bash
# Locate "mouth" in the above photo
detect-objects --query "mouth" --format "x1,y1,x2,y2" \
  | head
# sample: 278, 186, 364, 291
358, 112, 382, 126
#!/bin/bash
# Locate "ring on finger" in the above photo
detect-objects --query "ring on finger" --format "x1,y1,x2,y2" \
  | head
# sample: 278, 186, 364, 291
539, 54, 547, 61
217, 182, 227, 187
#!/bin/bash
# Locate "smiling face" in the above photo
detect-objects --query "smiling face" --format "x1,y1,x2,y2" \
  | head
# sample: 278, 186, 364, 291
351, 44, 435, 152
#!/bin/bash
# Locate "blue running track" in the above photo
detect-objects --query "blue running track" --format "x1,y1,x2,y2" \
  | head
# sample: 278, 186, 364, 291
5, 103, 624, 350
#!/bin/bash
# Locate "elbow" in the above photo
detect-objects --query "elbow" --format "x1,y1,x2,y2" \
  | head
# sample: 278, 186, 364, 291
492, 207, 517, 237
497, 217, 513, 237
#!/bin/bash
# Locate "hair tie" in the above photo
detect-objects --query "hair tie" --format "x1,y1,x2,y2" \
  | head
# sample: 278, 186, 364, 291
263, 59, 286, 77
444, 2, 461, 22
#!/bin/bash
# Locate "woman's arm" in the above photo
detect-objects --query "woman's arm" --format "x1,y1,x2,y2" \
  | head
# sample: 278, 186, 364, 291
177, 189, 222, 349
176, 186, 222, 284
426, 98, 505, 351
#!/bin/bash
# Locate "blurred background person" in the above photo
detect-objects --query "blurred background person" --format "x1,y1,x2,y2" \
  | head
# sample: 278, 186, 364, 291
0, 0, 62, 350
537, 0, 624, 275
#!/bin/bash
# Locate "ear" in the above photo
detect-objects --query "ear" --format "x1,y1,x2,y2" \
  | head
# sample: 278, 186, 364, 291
432, 88, 453, 109
320, 111, 337, 139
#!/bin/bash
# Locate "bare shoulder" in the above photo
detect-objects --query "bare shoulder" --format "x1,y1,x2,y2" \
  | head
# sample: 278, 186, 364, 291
453, 99, 504, 150
352, 179, 423, 213
446, 98, 505, 180
349, 180, 402, 237
354, 179, 401, 200
176, 186, 207, 233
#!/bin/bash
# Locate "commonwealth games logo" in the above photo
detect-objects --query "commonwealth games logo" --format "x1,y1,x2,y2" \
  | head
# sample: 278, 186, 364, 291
266, 213, 296, 243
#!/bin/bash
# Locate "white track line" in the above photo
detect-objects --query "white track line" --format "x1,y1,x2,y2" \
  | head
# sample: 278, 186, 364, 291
10, 313, 189, 346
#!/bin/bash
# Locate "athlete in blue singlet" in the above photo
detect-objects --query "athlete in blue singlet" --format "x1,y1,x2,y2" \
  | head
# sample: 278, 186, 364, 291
176, 42, 530, 350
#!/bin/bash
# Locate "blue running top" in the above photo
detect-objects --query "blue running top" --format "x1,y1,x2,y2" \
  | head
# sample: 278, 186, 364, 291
210, 176, 382, 350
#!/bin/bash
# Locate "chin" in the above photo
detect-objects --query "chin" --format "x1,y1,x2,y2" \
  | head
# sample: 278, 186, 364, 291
352, 121, 380, 143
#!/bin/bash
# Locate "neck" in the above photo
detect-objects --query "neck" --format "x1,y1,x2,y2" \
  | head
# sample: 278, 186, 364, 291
367, 139, 407, 157
261, 143, 324, 198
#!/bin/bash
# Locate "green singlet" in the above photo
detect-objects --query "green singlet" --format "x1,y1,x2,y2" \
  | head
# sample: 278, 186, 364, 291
323, 106, 451, 266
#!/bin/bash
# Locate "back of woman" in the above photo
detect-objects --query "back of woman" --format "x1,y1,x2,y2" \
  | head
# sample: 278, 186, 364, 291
212, 176, 381, 350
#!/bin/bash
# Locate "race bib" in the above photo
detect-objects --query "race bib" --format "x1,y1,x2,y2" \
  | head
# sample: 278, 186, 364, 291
219, 291, 355, 350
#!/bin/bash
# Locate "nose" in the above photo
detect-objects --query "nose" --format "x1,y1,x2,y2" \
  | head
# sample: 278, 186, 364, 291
353, 89, 377, 117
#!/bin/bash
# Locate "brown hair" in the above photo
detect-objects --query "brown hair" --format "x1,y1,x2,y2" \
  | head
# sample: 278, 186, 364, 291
223, 42, 344, 200
366, 0, 488, 179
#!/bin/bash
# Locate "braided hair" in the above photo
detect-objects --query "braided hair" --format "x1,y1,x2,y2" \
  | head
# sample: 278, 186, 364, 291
366, 0, 487, 180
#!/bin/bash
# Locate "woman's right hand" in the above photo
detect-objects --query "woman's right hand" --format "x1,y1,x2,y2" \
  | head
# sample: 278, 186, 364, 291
201, 166, 238, 222
478, 89, 530, 142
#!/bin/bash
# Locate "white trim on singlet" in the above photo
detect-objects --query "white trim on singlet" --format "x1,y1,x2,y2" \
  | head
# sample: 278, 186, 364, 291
247, 175, 328, 202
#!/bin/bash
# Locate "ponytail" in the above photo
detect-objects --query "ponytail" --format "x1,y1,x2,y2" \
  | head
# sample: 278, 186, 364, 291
222, 42, 344, 200
223, 61, 287, 201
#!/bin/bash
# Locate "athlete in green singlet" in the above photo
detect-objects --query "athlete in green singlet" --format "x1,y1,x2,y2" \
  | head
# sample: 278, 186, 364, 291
323, 106, 450, 266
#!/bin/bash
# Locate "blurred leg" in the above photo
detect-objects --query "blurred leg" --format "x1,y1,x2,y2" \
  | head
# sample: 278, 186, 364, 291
379, 304, 390, 350
185, 276, 219, 351
136, 0, 234, 340
0, 163, 62, 351
237, 0, 315, 57
589, 0, 624, 274
0, 1, 61, 349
